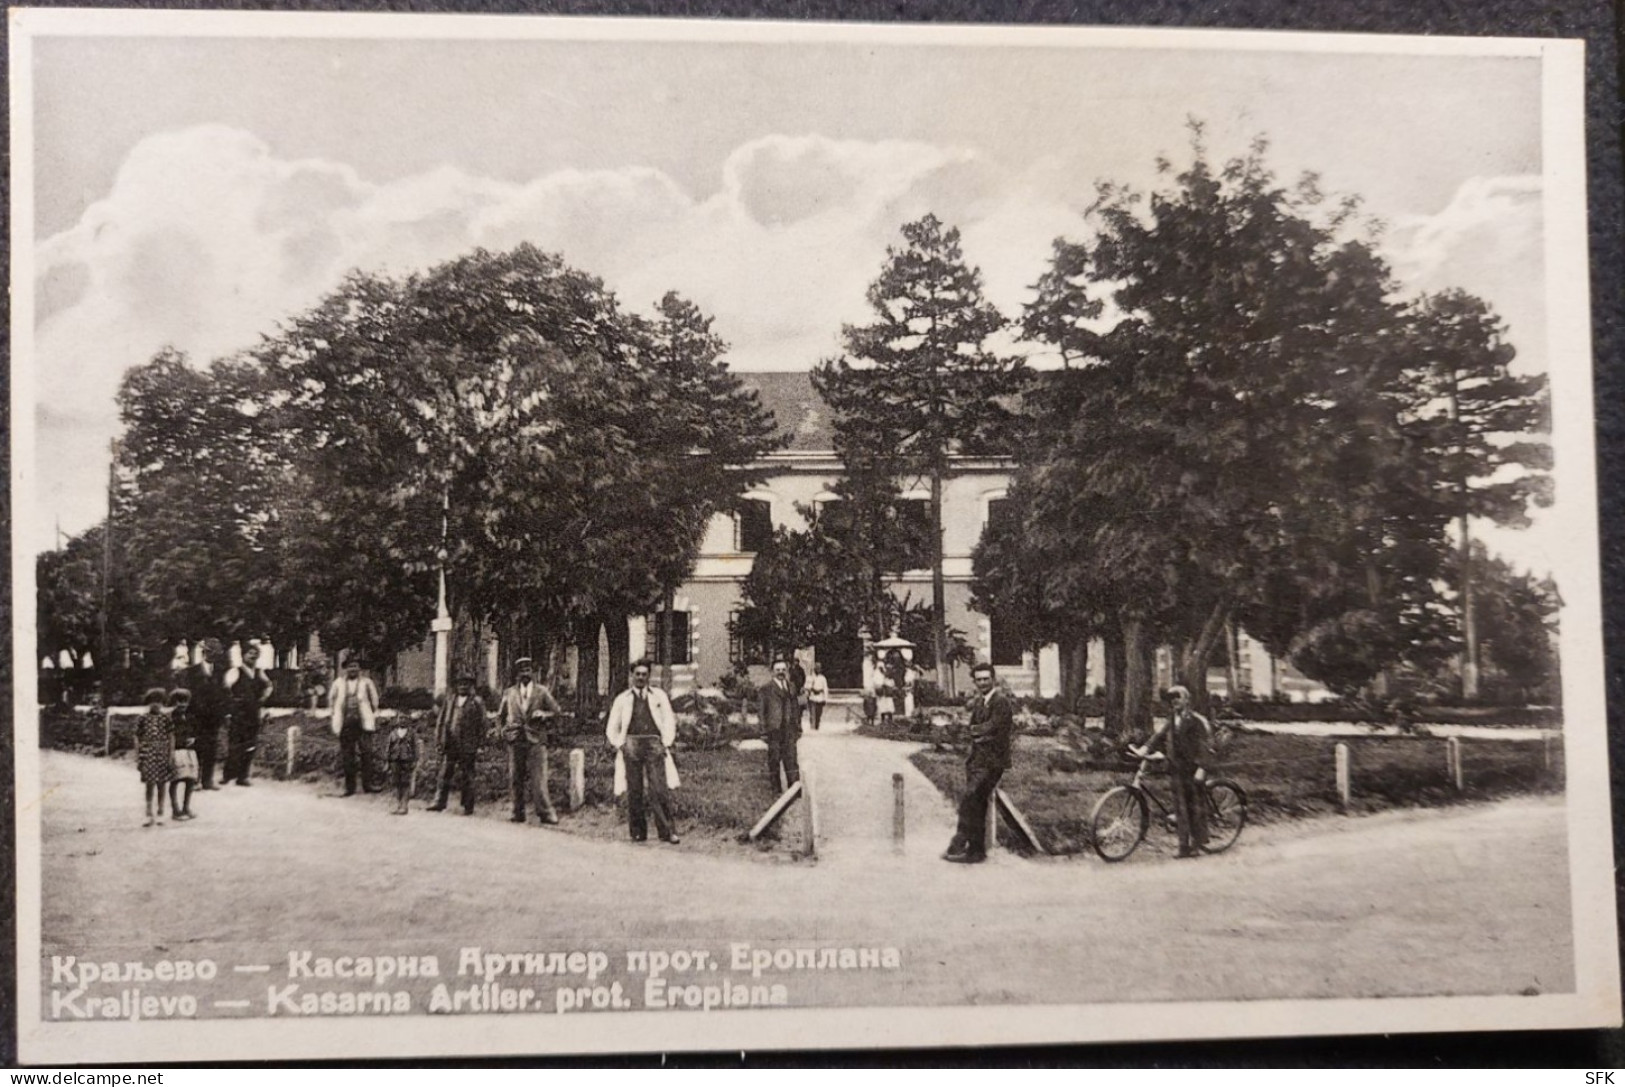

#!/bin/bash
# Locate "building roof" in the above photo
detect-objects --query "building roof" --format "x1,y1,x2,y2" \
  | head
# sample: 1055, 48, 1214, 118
736, 370, 834, 452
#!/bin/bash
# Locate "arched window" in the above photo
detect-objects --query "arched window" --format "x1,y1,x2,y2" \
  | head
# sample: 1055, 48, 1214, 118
735, 498, 773, 553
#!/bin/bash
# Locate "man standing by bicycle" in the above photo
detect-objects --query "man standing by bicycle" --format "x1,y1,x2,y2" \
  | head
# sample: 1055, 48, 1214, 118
944, 663, 1012, 865
1131, 684, 1212, 858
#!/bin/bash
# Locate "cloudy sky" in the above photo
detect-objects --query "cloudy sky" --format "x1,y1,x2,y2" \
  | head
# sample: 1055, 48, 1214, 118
21, 19, 1557, 568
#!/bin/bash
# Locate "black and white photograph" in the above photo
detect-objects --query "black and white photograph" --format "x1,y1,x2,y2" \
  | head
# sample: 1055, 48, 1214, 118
8, 9, 1620, 1063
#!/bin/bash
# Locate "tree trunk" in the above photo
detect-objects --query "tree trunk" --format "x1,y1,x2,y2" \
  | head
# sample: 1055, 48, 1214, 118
605, 613, 631, 699
572, 615, 602, 723
1058, 633, 1088, 711
1103, 627, 1126, 736
1224, 620, 1241, 700
1122, 616, 1153, 737
1459, 514, 1479, 700
1176, 597, 1230, 714
929, 471, 953, 696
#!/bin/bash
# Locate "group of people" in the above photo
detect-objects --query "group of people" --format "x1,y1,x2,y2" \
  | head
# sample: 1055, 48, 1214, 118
864, 647, 918, 728
132, 638, 1201, 865
131, 638, 276, 826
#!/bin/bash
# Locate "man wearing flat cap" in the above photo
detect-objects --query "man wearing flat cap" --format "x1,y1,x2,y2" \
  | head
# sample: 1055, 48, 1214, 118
329, 656, 382, 796
430, 672, 487, 815
185, 638, 228, 790
499, 657, 562, 825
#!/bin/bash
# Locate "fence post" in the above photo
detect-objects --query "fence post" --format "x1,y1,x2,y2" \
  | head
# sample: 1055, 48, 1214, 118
799, 766, 818, 858
1446, 736, 1463, 791
568, 748, 586, 811
103, 710, 113, 757
285, 724, 300, 779
1334, 742, 1351, 812
892, 772, 905, 852
1543, 730, 1556, 776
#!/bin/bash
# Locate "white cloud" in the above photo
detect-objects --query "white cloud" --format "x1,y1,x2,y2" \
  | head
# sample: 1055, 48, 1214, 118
29, 130, 1548, 562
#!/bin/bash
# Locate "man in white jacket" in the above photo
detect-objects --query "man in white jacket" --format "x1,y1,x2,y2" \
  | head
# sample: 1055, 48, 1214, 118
329, 657, 381, 796
604, 660, 679, 844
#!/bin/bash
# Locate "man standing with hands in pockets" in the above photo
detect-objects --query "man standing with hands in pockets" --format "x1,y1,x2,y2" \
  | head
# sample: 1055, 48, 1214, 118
605, 659, 680, 844
499, 657, 562, 825
758, 658, 802, 795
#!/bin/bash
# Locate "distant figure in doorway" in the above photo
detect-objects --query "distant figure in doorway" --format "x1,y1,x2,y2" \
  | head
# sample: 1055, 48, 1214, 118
167, 688, 198, 820
805, 662, 830, 731
944, 663, 1012, 865
429, 673, 487, 815
222, 644, 273, 786
1130, 684, 1212, 858
499, 657, 562, 825
329, 657, 382, 796
186, 639, 227, 790
758, 658, 802, 794
136, 687, 173, 827
605, 660, 680, 844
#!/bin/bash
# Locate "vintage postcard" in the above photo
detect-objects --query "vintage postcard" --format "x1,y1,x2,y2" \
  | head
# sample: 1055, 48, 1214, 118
9, 9, 1619, 1063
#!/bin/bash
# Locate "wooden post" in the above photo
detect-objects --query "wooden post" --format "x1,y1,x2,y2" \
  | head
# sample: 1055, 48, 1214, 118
892, 772, 905, 851
799, 767, 818, 858
569, 748, 586, 811
1446, 736, 1463, 791
1543, 730, 1556, 775
286, 724, 300, 779
103, 710, 113, 757
1334, 742, 1351, 812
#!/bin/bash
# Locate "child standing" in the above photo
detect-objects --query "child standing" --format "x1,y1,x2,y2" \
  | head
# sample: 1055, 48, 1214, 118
167, 688, 199, 820
135, 687, 173, 827
384, 716, 419, 815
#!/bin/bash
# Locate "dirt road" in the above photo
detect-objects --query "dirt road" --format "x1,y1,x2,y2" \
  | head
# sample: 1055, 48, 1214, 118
36, 749, 1572, 1008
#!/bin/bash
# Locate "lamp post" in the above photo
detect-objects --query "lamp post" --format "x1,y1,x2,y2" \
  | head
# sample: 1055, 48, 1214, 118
431, 487, 452, 696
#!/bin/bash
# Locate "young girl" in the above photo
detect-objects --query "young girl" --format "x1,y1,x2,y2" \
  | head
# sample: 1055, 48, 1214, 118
135, 687, 173, 827
385, 716, 419, 815
167, 688, 199, 820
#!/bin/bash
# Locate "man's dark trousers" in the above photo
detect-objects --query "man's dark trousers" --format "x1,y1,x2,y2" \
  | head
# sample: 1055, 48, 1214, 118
953, 763, 1004, 858
195, 721, 220, 788
224, 714, 259, 784
1170, 765, 1208, 854
765, 729, 800, 794
624, 735, 675, 841
434, 743, 478, 813
339, 715, 377, 795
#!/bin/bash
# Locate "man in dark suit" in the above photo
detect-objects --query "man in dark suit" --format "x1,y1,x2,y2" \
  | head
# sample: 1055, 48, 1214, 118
757, 658, 802, 794
429, 672, 487, 815
185, 639, 228, 790
1132, 684, 1212, 857
944, 662, 1013, 864
498, 657, 562, 825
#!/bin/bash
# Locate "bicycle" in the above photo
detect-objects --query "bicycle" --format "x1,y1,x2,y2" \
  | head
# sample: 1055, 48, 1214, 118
1088, 750, 1247, 862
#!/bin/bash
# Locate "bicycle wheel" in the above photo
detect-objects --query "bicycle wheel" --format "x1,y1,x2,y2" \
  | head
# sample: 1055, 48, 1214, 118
1201, 779, 1247, 854
1090, 786, 1149, 862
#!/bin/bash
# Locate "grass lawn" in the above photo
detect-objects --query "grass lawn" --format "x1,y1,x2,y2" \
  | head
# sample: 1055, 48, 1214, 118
909, 728, 1562, 857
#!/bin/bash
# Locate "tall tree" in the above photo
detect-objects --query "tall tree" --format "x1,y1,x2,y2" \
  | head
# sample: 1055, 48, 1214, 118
814, 214, 1027, 694
1004, 133, 1458, 728
1403, 289, 1552, 699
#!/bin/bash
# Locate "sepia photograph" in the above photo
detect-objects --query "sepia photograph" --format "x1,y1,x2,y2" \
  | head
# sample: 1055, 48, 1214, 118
8, 9, 1620, 1064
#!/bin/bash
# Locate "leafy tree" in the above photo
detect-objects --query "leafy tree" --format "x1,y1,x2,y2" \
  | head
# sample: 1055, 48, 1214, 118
1467, 542, 1561, 705
814, 214, 1027, 694
734, 520, 871, 661
36, 530, 104, 667
1403, 289, 1552, 698
999, 132, 1459, 729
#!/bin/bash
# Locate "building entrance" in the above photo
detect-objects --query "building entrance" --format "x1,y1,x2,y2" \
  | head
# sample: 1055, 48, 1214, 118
813, 634, 864, 689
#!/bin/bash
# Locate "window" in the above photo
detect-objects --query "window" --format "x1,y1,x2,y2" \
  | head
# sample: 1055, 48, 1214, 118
736, 498, 773, 553
987, 497, 1015, 533
990, 613, 1026, 668
645, 611, 692, 665
816, 497, 855, 539
894, 498, 932, 570
728, 611, 768, 667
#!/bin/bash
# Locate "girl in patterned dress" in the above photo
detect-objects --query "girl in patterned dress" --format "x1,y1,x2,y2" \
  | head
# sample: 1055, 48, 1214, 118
136, 687, 173, 827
